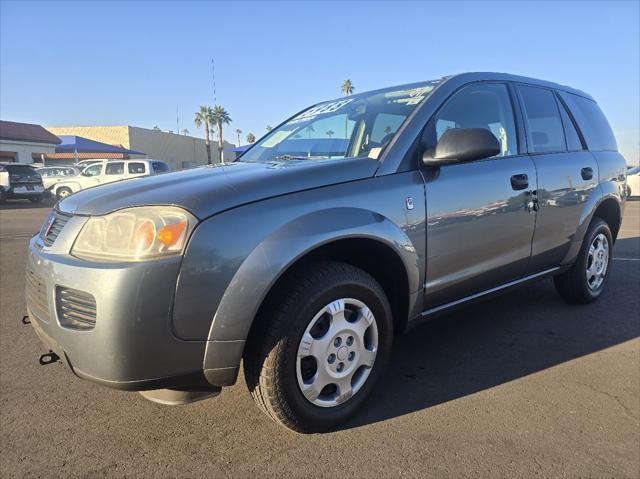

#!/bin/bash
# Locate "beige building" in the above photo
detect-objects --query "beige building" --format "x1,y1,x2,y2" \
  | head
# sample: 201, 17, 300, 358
47, 125, 236, 170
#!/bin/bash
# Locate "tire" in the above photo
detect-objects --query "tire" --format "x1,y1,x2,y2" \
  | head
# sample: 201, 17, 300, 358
244, 261, 393, 433
56, 187, 72, 200
554, 217, 613, 304
29, 195, 43, 203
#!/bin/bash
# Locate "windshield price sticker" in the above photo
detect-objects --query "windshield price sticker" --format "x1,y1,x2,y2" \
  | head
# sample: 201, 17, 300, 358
288, 98, 355, 124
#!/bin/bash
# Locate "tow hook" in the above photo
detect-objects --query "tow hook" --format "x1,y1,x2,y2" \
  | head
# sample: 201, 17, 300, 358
21, 315, 31, 325
39, 351, 60, 366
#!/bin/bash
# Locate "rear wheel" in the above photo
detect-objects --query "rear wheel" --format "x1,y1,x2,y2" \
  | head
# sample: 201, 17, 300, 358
56, 187, 72, 200
29, 195, 43, 203
554, 217, 613, 303
244, 261, 393, 433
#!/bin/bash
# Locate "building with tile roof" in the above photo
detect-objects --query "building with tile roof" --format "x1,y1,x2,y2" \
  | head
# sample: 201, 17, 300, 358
0, 120, 61, 163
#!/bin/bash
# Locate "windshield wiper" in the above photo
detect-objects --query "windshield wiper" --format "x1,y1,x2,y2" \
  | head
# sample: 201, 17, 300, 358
272, 155, 330, 161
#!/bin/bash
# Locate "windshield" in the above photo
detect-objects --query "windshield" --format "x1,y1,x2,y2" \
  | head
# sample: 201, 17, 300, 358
239, 80, 440, 163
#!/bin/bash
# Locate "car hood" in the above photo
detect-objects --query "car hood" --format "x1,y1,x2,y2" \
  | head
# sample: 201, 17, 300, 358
58, 158, 379, 219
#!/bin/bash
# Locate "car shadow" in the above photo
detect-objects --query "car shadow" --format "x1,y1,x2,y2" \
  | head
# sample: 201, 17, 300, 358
0, 198, 56, 210
343, 236, 640, 430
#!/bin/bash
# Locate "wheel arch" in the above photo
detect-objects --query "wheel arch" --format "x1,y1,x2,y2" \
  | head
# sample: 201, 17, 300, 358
591, 197, 622, 242
200, 207, 422, 380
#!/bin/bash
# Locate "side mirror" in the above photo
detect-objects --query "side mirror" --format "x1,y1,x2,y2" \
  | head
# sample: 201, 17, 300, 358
423, 128, 500, 166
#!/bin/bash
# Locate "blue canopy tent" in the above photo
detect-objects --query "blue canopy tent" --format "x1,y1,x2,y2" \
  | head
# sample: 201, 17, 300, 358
55, 136, 144, 162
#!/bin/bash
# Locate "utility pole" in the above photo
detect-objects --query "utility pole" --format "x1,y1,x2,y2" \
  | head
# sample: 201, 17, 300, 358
176, 104, 179, 136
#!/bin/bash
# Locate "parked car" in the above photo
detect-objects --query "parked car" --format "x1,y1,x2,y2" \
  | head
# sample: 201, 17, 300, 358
53, 159, 170, 199
626, 165, 640, 198
37, 166, 81, 196
26, 73, 626, 433
0, 162, 45, 203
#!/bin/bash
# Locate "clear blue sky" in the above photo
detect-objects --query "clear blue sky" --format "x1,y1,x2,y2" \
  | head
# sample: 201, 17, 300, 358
1, 0, 638, 163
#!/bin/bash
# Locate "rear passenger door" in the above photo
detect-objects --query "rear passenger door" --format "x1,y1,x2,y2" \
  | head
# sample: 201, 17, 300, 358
516, 84, 598, 273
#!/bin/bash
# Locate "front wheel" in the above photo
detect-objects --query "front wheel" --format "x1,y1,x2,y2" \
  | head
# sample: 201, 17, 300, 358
244, 261, 393, 433
56, 187, 73, 200
554, 217, 613, 303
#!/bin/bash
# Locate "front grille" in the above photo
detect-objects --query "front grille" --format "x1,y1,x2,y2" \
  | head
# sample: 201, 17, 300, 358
26, 270, 49, 322
56, 287, 96, 330
43, 211, 71, 247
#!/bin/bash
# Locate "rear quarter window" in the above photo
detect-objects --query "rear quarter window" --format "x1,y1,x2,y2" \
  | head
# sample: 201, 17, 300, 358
559, 92, 617, 151
152, 162, 169, 173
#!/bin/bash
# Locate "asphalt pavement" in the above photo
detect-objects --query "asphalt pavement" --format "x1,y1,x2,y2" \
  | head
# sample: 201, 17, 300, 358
1, 198, 638, 478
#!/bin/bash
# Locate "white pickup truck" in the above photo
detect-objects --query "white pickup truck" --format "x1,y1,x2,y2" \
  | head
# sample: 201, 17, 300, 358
53, 159, 170, 199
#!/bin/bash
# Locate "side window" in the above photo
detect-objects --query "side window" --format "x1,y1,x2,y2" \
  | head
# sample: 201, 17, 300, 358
559, 92, 617, 151
427, 83, 517, 158
518, 85, 566, 153
105, 162, 124, 175
83, 164, 102, 177
557, 96, 584, 151
127, 162, 146, 174
152, 162, 169, 173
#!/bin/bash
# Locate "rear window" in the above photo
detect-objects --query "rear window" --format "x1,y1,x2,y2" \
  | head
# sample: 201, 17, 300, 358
5, 164, 36, 175
152, 162, 169, 173
559, 92, 617, 151
518, 85, 566, 153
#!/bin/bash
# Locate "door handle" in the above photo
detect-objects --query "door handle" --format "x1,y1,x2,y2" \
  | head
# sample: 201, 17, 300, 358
510, 174, 529, 191
581, 167, 594, 180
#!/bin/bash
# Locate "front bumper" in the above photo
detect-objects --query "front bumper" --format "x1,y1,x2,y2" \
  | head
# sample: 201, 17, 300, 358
25, 224, 210, 391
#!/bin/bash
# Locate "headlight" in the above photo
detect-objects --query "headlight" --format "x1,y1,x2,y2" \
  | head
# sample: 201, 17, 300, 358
71, 206, 196, 262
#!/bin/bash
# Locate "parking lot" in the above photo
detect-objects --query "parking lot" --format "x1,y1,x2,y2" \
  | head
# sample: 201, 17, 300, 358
0, 199, 638, 478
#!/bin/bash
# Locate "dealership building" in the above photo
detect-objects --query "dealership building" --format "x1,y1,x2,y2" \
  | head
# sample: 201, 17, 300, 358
46, 125, 236, 170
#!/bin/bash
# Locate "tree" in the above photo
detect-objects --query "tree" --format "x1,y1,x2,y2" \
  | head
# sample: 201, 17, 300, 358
341, 79, 355, 137
235, 128, 243, 146
211, 105, 232, 163
266, 125, 273, 132
181, 128, 189, 136
306, 124, 315, 138
246, 132, 256, 144
341, 79, 354, 96
194, 105, 214, 164
326, 129, 335, 138
152, 126, 161, 131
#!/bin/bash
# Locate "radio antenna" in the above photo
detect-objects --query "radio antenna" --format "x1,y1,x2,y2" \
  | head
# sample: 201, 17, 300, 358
211, 58, 217, 105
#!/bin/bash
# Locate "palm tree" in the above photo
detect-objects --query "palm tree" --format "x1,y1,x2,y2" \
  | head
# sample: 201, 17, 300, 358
266, 125, 273, 132
306, 125, 315, 139
194, 105, 214, 164
246, 132, 256, 144
326, 129, 335, 138
341, 79, 354, 96
341, 79, 355, 138
211, 105, 232, 163
181, 128, 189, 136
235, 128, 242, 146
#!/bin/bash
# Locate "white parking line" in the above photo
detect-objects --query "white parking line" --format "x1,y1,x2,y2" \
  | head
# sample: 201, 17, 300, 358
613, 257, 640, 261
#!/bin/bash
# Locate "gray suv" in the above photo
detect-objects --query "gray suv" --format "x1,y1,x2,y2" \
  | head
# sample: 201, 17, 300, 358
26, 73, 627, 432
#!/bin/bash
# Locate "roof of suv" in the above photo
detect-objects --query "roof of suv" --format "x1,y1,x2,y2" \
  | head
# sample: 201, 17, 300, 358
331, 72, 593, 104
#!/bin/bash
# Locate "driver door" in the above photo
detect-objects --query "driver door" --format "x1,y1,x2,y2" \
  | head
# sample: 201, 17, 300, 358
423, 82, 537, 309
